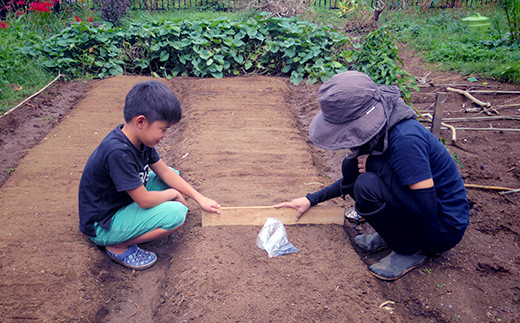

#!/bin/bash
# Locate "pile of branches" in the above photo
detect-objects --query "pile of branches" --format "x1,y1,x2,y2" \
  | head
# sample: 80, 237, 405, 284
340, 0, 386, 34
241, 0, 314, 17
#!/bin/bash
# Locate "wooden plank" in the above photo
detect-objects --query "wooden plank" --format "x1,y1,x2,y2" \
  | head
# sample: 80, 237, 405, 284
202, 206, 345, 227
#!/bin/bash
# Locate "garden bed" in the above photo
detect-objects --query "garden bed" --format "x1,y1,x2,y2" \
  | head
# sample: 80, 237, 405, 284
0, 51, 519, 321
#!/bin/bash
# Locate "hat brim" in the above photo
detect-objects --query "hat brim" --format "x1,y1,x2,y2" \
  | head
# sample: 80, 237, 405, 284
309, 101, 385, 150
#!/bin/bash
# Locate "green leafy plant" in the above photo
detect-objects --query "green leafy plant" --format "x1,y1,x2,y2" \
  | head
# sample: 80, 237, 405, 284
353, 28, 419, 103
26, 13, 416, 91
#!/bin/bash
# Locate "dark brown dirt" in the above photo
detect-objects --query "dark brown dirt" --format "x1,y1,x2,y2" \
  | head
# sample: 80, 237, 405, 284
0, 49, 519, 322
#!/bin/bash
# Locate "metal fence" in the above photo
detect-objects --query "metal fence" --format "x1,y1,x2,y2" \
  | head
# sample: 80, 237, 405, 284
129, 0, 496, 10
368, 0, 497, 9
131, 0, 228, 10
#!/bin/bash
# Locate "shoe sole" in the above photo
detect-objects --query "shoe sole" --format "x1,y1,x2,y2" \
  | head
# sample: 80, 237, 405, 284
369, 260, 425, 281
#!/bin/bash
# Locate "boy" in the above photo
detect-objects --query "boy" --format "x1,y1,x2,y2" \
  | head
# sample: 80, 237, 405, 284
79, 80, 220, 270
275, 71, 469, 281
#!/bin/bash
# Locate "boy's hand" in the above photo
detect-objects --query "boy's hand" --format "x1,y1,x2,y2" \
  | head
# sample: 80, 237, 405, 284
198, 196, 221, 214
273, 197, 311, 220
168, 188, 187, 206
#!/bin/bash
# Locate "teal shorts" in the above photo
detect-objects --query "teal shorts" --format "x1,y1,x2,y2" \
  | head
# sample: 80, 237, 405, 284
90, 168, 188, 246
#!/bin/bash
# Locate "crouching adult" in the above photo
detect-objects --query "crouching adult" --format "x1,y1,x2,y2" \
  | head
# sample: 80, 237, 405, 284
275, 71, 470, 281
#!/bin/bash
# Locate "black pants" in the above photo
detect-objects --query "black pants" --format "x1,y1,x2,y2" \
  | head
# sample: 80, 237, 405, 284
342, 156, 464, 255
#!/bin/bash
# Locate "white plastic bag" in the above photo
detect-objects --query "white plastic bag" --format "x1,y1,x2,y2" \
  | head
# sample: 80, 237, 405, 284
256, 218, 299, 258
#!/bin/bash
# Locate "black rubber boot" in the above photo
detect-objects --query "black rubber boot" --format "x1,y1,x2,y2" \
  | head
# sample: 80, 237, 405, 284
369, 251, 427, 281
354, 232, 388, 253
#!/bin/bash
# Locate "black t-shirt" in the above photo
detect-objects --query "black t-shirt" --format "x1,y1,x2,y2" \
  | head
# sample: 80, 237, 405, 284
78, 125, 161, 237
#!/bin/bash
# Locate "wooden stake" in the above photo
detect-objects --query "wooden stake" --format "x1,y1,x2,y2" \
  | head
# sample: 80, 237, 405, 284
431, 92, 447, 138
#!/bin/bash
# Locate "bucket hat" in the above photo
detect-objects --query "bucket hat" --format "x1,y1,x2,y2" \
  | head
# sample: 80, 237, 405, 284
309, 71, 386, 150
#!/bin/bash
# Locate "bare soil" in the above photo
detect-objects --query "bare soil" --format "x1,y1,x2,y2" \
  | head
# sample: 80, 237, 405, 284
0, 51, 519, 322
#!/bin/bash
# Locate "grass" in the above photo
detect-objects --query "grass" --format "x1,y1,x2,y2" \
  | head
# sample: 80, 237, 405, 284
0, 3, 97, 112
379, 7, 520, 83
0, 6, 256, 113
1, 3, 519, 114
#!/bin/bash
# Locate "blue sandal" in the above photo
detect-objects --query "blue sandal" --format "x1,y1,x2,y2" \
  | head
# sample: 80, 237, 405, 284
106, 245, 157, 270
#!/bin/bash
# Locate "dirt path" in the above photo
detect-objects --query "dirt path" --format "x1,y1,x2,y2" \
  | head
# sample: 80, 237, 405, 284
149, 76, 391, 321
1, 72, 519, 322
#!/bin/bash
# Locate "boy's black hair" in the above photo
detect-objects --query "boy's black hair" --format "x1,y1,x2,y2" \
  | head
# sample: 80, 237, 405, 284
124, 81, 182, 124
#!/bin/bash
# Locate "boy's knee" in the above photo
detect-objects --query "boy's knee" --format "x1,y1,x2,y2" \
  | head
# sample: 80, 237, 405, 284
158, 201, 187, 230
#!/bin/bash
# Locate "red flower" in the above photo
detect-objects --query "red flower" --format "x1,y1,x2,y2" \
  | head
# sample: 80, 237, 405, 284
88, 16, 92, 22
0, 21, 8, 29
17, 0, 26, 5
28, 1, 51, 12
74, 15, 82, 22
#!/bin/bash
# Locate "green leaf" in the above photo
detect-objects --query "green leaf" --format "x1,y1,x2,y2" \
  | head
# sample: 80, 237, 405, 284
233, 53, 244, 64
109, 64, 123, 75
160, 50, 169, 62
211, 71, 223, 78
290, 70, 304, 85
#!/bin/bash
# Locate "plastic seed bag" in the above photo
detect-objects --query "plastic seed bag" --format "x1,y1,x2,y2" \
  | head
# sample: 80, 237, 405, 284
256, 218, 299, 258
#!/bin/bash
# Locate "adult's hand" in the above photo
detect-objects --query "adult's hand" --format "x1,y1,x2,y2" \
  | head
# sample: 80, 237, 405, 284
357, 154, 369, 173
273, 197, 311, 220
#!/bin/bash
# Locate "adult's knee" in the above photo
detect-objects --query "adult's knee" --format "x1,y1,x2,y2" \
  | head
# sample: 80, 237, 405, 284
353, 173, 383, 203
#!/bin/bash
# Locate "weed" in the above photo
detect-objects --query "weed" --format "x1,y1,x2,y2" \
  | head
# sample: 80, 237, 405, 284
440, 138, 465, 169
423, 267, 432, 274
381, 8, 520, 84
6, 168, 15, 174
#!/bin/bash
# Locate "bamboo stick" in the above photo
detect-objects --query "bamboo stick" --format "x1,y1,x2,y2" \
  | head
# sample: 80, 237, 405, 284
468, 90, 520, 95
447, 87, 491, 107
447, 127, 520, 132
421, 113, 457, 141
440, 115, 520, 122
1, 73, 62, 119
499, 188, 520, 195
465, 183, 517, 191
